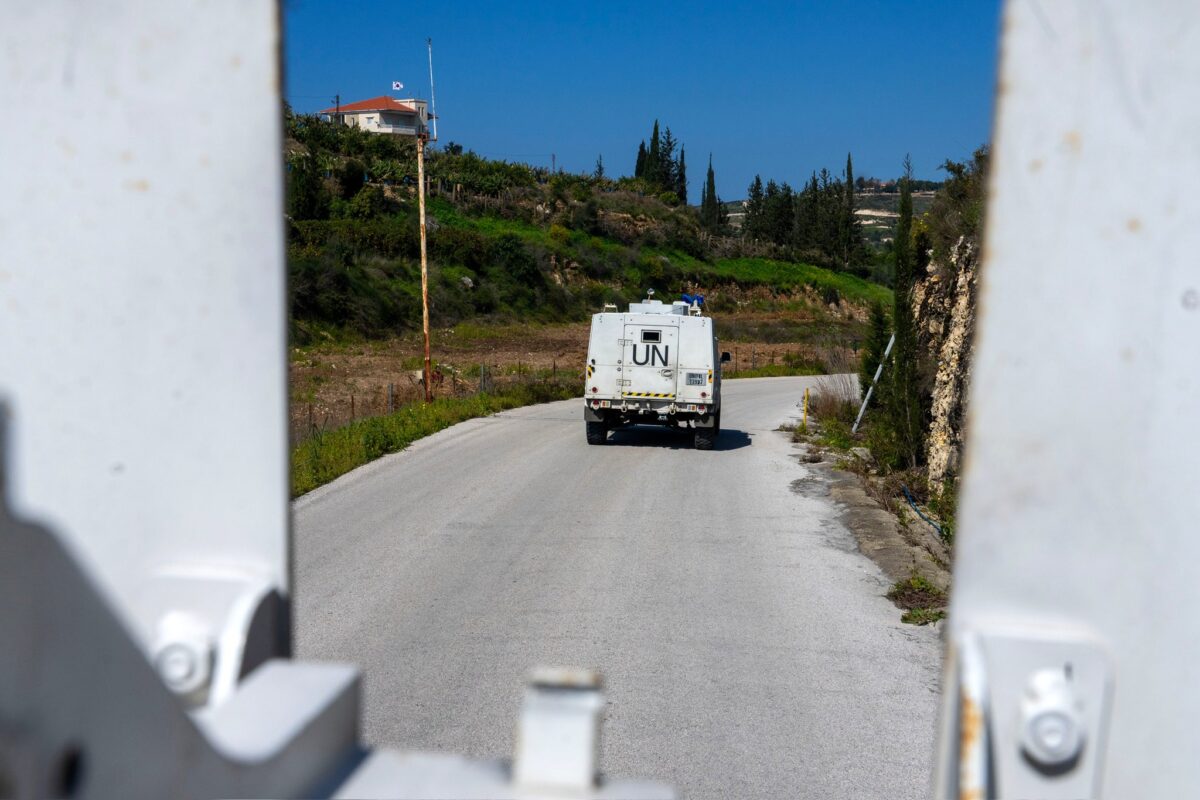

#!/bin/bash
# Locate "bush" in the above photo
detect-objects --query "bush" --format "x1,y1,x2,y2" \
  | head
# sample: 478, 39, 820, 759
347, 185, 393, 220
286, 153, 331, 221
338, 159, 367, 199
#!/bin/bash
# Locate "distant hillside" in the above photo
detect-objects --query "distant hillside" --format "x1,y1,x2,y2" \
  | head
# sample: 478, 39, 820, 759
283, 110, 891, 345
855, 191, 936, 247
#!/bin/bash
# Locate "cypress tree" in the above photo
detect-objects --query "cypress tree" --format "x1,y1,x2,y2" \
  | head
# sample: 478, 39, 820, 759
888, 155, 925, 468
701, 155, 719, 231
635, 141, 647, 178
647, 121, 661, 186
843, 153, 855, 268
676, 146, 687, 204
658, 126, 678, 195
594, 153, 605, 180
842, 152, 867, 273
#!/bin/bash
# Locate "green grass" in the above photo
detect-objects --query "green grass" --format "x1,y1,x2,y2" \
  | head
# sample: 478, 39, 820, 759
728, 363, 825, 379
291, 381, 577, 497
816, 418, 855, 450
704, 258, 893, 307
425, 200, 895, 311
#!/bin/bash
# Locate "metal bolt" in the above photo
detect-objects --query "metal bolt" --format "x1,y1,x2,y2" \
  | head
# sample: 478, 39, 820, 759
157, 643, 197, 687
153, 612, 213, 702
1020, 668, 1084, 769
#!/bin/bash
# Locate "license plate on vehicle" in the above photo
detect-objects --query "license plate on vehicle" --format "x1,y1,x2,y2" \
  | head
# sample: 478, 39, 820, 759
686, 372, 705, 386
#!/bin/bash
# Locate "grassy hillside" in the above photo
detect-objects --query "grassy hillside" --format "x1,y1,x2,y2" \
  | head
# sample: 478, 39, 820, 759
285, 110, 892, 346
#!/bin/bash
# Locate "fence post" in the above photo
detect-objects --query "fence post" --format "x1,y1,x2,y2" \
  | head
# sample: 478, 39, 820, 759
388, 382, 394, 414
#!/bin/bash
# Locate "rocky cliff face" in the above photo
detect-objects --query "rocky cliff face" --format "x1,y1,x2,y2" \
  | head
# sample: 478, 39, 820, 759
911, 235, 979, 487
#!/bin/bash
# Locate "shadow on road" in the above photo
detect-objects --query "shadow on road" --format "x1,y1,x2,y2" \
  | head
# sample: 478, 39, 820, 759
607, 426, 752, 451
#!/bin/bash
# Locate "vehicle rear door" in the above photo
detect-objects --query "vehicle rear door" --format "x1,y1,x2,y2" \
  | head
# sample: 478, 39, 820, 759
621, 323, 678, 399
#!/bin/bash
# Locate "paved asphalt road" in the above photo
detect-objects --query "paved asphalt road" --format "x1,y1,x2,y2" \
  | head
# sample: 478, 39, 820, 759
294, 376, 943, 799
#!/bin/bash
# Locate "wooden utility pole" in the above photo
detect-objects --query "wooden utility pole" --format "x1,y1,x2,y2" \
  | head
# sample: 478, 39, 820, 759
417, 133, 432, 403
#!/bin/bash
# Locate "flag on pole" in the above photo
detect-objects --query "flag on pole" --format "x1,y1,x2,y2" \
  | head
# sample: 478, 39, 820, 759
392, 81, 404, 91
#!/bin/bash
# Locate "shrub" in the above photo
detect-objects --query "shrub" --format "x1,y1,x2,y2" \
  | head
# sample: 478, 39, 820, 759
347, 185, 393, 220
338, 158, 367, 199
886, 572, 946, 609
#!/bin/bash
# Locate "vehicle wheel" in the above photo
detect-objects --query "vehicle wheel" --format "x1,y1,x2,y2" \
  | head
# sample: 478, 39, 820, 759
586, 420, 608, 445
694, 426, 716, 450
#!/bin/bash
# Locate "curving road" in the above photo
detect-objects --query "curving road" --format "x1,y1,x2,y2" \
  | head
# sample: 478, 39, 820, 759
293, 377, 942, 799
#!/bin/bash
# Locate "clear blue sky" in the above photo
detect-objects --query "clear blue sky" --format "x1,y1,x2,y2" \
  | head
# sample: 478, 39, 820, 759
284, 1, 1001, 200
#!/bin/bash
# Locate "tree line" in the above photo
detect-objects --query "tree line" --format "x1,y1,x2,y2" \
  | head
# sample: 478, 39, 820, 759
741, 154, 869, 275
633, 120, 688, 205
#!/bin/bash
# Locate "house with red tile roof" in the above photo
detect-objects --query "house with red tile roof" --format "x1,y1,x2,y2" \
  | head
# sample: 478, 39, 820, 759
319, 96, 429, 138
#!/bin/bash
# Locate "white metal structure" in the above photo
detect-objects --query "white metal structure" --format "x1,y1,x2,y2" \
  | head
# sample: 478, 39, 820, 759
0, 0, 290, 710
0, 2, 670, 798
584, 293, 728, 449
935, 1, 1200, 797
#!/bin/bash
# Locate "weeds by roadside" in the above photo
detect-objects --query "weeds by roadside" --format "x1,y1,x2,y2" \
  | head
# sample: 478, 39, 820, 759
900, 608, 946, 625
292, 381, 576, 497
887, 571, 947, 626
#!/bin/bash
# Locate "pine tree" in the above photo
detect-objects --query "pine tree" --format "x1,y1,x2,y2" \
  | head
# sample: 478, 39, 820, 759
745, 175, 766, 240
594, 154, 605, 180
635, 141, 647, 178
676, 146, 687, 205
888, 155, 925, 468
758, 180, 794, 245
859, 301, 890, 399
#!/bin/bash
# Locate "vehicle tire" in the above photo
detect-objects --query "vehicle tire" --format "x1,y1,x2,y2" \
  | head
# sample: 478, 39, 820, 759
694, 426, 716, 450
586, 420, 608, 445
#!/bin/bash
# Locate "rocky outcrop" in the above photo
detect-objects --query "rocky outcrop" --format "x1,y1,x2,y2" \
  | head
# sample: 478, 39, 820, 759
911, 235, 979, 487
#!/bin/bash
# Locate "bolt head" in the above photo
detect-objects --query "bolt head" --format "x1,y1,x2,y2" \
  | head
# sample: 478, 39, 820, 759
1020, 668, 1085, 768
153, 613, 213, 701
157, 644, 196, 687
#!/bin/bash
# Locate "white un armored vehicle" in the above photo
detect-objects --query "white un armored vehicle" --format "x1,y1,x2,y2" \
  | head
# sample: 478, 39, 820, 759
584, 290, 730, 449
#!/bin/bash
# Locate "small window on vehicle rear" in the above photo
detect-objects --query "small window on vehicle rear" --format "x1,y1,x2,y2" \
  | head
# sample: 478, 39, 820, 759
641, 330, 661, 343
